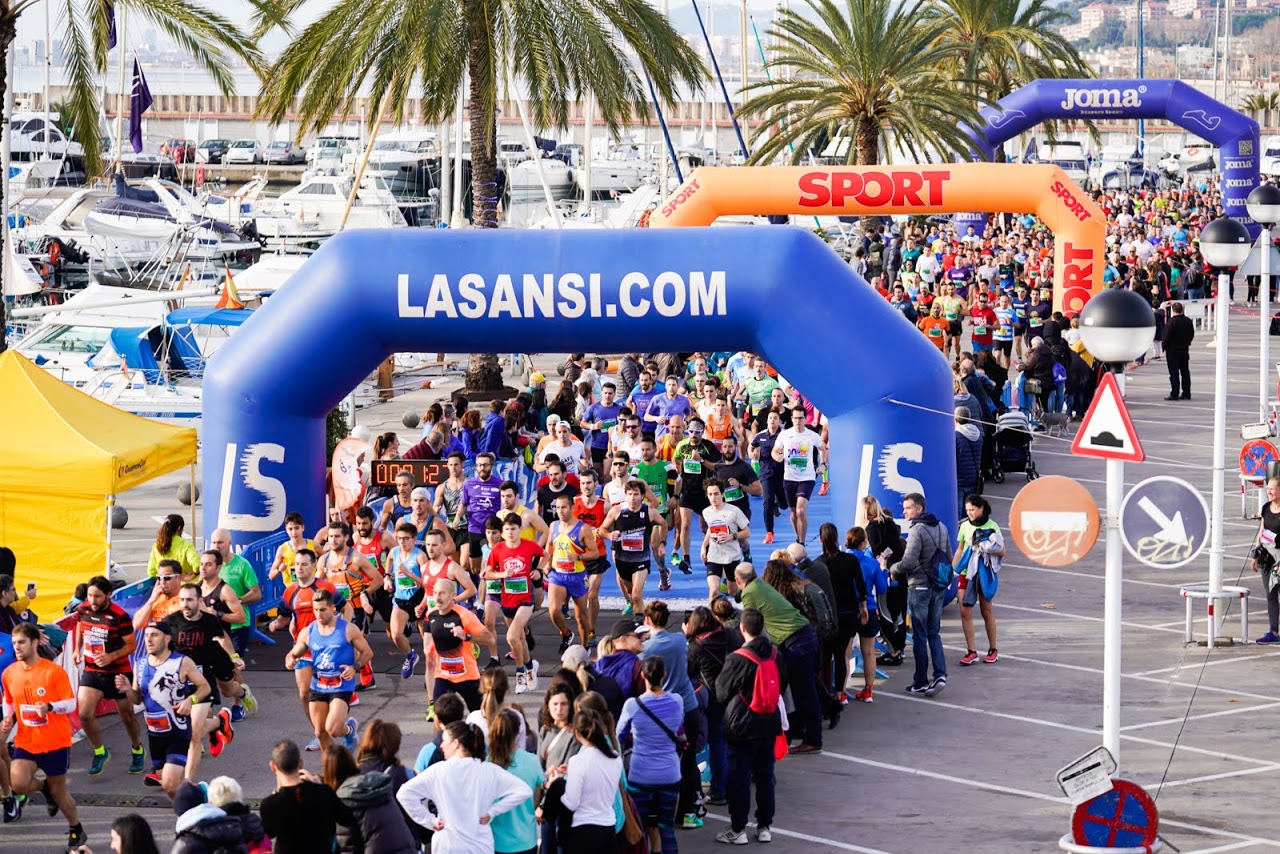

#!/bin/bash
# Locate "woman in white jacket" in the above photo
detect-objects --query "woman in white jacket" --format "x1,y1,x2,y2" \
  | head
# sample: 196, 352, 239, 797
396, 721, 531, 854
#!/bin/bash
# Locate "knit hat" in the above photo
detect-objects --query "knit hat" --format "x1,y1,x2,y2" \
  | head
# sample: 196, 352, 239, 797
173, 780, 207, 816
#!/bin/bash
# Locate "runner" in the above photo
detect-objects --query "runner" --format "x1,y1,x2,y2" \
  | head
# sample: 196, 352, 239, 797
383, 522, 428, 680
625, 370, 662, 434
269, 512, 315, 586
352, 506, 394, 634
772, 407, 826, 546
456, 452, 504, 579
750, 410, 789, 546
535, 460, 580, 526
497, 479, 550, 612
968, 291, 997, 356
581, 381, 622, 470
936, 282, 967, 360
377, 470, 417, 532
573, 470, 611, 641
609, 415, 645, 462
1, 624, 86, 850
74, 575, 144, 776
991, 292, 1016, 369
736, 358, 780, 429
596, 480, 668, 617
131, 561, 186, 629
412, 529, 477, 690
209, 528, 262, 661
543, 493, 602, 653
270, 549, 343, 750
700, 478, 752, 600
118, 622, 213, 796
645, 374, 694, 440
163, 584, 242, 780
483, 513, 544, 694
714, 434, 761, 557
318, 521, 384, 628
284, 588, 372, 752
420, 577, 494, 712
434, 451, 470, 558
673, 416, 723, 576
404, 486, 455, 554
629, 436, 678, 589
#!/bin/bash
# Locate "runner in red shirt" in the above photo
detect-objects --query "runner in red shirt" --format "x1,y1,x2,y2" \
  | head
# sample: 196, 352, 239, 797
968, 291, 998, 356
270, 550, 342, 750
573, 469, 611, 644
483, 513, 544, 695
75, 575, 144, 776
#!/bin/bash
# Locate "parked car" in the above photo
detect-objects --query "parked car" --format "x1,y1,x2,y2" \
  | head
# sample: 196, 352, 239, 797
196, 138, 231, 164
225, 139, 263, 164
161, 138, 196, 163
263, 140, 306, 165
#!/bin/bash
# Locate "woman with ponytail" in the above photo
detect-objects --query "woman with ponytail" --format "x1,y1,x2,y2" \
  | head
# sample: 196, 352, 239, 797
465, 668, 530, 750
556, 709, 623, 853
146, 514, 198, 579
395, 721, 532, 854
487, 709, 544, 854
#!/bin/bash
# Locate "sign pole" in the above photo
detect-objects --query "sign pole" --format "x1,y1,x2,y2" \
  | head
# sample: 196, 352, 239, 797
1210, 269, 1230, 639
1103, 455, 1123, 767
1261, 225, 1271, 424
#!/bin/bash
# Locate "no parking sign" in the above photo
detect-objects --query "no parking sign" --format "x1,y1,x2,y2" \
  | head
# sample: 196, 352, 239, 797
1071, 779, 1159, 850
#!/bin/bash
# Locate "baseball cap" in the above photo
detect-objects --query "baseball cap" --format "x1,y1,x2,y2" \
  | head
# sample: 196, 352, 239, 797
529, 372, 546, 385
608, 618, 644, 640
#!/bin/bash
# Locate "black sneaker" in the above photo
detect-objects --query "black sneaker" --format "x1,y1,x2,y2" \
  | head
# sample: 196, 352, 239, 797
926, 676, 947, 696
905, 683, 930, 696
678, 558, 692, 575
659, 568, 673, 591
485, 657, 502, 670
876, 652, 903, 667
67, 823, 87, 850
558, 633, 574, 654
2, 794, 18, 823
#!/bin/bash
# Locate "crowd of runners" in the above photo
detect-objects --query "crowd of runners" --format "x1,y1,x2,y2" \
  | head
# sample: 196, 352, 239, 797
0, 177, 1259, 853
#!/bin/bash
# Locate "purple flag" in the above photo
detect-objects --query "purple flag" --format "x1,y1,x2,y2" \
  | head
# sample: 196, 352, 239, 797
128, 58, 152, 153
106, 1, 117, 49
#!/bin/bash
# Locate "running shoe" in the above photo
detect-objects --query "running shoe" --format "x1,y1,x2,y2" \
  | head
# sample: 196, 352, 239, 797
558, 633, 574, 654
763, 532, 775, 545
715, 829, 749, 845
485, 657, 502, 670
305, 736, 322, 752
88, 748, 110, 777
926, 675, 947, 696
67, 823, 87, 851
424, 703, 435, 722
349, 693, 360, 707
681, 813, 704, 829
401, 648, 420, 679
515, 671, 528, 694
586, 633, 597, 649
678, 558, 692, 575
818, 480, 829, 496
854, 688, 874, 703
527, 661, 539, 692
360, 677, 376, 691
905, 683, 929, 696
143, 772, 163, 788
621, 601, 634, 617
2, 794, 18, 823
230, 703, 247, 723
1258, 631, 1280, 644
659, 568, 672, 591
209, 708, 234, 757
41, 780, 58, 816
129, 746, 145, 774
984, 649, 1000, 664
344, 717, 358, 752
757, 827, 773, 843
241, 683, 258, 715
670, 551, 682, 567
959, 650, 980, 666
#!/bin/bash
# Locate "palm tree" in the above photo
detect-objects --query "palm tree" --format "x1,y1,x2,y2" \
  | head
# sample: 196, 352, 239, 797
0, 1, 269, 352
1243, 91, 1279, 128
738, 0, 984, 170
926, 0, 1093, 104
256, 0, 705, 392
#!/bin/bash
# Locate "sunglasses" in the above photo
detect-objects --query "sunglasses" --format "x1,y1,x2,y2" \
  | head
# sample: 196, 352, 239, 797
157, 575, 179, 581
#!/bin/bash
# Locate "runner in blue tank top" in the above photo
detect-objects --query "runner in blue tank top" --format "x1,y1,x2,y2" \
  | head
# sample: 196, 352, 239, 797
284, 589, 373, 753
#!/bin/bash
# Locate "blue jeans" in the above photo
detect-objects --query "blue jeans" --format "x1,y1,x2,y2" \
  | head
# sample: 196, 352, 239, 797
727, 737, 776, 833
780, 625, 821, 748
705, 700, 728, 799
907, 586, 947, 688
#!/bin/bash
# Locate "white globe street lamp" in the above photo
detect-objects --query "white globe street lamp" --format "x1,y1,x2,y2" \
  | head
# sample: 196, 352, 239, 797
1247, 183, 1280, 422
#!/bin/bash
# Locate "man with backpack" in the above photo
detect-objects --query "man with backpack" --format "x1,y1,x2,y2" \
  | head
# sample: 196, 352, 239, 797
714, 608, 788, 846
884, 493, 951, 697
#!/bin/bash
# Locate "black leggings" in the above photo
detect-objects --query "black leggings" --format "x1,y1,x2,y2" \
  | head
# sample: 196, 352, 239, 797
834, 614, 859, 693
679, 707, 706, 816
563, 823, 618, 853
881, 584, 908, 654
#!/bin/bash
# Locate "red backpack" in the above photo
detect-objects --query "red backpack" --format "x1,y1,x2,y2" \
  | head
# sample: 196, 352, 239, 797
734, 647, 781, 714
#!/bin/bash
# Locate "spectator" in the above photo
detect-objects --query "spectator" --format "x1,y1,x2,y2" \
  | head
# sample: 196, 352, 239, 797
324, 744, 418, 854
170, 780, 247, 854
618, 656, 684, 852
1163, 301, 1195, 400
260, 739, 352, 854
685, 605, 741, 806
147, 514, 199, 579
487, 708, 545, 854
0, 574, 35, 634
593, 620, 645, 720
843, 527, 890, 704
413, 692, 468, 772
886, 492, 951, 697
106, 813, 162, 854
954, 408, 983, 515
206, 777, 269, 853
640, 601, 704, 828
713, 607, 787, 846
555, 710, 623, 852
955, 495, 1005, 667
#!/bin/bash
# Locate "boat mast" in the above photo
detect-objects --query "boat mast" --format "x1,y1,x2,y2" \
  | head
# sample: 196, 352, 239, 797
113, 6, 127, 169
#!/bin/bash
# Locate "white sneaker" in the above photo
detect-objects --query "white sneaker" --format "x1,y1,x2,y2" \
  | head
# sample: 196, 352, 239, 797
757, 827, 773, 843
515, 672, 528, 695
716, 829, 749, 845
527, 660, 539, 692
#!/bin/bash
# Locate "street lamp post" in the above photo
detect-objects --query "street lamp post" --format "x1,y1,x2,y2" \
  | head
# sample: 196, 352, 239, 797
1079, 289, 1155, 768
1201, 216, 1253, 639
1247, 184, 1280, 423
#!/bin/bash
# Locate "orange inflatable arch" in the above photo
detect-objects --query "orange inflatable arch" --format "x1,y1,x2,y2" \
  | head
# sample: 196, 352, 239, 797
648, 163, 1105, 316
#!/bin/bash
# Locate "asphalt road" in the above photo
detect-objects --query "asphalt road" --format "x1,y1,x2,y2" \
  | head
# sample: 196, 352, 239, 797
10, 311, 1280, 853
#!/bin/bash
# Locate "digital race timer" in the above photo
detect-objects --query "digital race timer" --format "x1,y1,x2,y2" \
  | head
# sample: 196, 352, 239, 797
369, 459, 450, 488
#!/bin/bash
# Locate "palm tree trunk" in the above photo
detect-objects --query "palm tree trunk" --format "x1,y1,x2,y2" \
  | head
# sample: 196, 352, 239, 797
465, 352, 504, 394
466, 5, 499, 229
0, 21, 14, 354
856, 119, 880, 233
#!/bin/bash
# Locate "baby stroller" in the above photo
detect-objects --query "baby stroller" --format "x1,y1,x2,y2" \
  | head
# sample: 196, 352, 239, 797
991, 409, 1039, 482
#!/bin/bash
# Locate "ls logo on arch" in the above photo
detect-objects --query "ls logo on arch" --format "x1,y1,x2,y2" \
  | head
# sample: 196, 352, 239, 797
217, 443, 288, 532
857, 442, 927, 507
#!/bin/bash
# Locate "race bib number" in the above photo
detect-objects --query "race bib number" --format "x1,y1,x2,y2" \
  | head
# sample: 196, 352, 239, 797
787, 454, 810, 472
602, 419, 617, 430
724, 486, 744, 502
1016, 309, 1027, 318
485, 579, 503, 595
144, 710, 172, 733
682, 459, 702, 475
928, 327, 943, 338
317, 674, 343, 690
945, 311, 958, 321
425, 597, 438, 612
440, 655, 466, 677
1030, 317, 1043, 327
709, 522, 730, 539
621, 530, 645, 552
505, 577, 529, 595
333, 582, 351, 598
86, 637, 106, 657
554, 553, 577, 572
974, 325, 987, 335
19, 704, 47, 727
396, 572, 417, 589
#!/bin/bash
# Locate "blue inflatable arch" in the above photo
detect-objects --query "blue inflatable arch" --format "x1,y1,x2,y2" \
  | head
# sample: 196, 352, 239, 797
202, 227, 956, 546
974, 79, 1261, 235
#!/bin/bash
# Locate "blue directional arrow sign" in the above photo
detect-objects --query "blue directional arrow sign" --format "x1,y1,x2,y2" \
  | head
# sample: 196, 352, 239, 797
1119, 476, 1210, 569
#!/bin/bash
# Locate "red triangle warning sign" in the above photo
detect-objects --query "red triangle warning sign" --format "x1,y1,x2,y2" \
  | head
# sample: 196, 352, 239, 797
1070, 372, 1144, 462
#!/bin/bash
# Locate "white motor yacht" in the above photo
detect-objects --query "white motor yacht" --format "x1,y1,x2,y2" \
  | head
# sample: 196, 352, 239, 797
364, 131, 438, 195
580, 142, 657, 195
245, 173, 408, 250
509, 156, 575, 198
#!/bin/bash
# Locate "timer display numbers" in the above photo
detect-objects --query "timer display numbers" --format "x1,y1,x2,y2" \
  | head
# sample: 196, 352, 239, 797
370, 459, 450, 487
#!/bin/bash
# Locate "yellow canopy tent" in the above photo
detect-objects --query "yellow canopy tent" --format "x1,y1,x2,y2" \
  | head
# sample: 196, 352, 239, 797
0, 351, 197, 619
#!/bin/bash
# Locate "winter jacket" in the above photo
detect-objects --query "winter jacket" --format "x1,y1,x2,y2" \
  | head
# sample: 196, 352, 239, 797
1163, 314, 1195, 352
953, 391, 982, 426
865, 517, 904, 563
889, 513, 950, 589
962, 373, 997, 422
336, 772, 419, 854
955, 423, 983, 490
594, 649, 643, 715
478, 413, 506, 456
713, 635, 790, 742
1067, 350, 1093, 393
220, 802, 269, 853
171, 804, 248, 854
1022, 343, 1056, 386
687, 625, 743, 694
